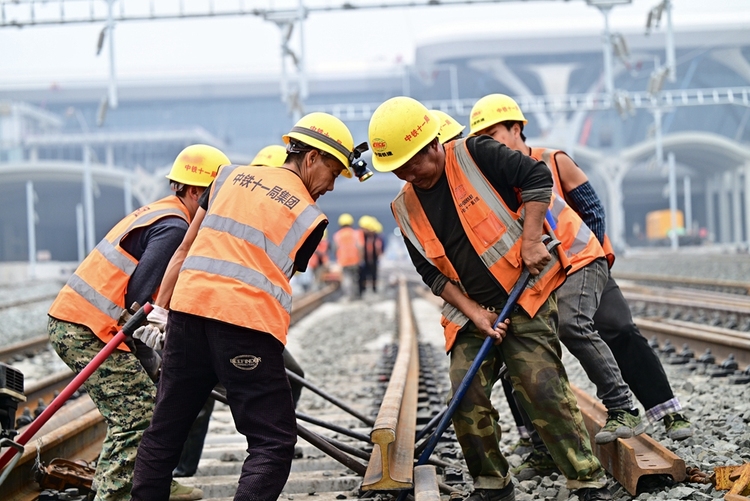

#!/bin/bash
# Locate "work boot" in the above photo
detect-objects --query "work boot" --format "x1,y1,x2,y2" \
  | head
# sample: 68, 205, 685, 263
169, 480, 203, 501
663, 412, 694, 440
508, 436, 533, 456
573, 487, 612, 500
465, 482, 515, 501
594, 409, 646, 444
510, 450, 559, 481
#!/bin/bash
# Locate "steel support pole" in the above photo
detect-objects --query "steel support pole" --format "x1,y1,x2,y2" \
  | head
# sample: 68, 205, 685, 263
124, 173, 133, 215
719, 172, 732, 244
297, 0, 308, 104
83, 145, 96, 254
26, 181, 36, 280
667, 152, 678, 250
665, 0, 676, 83
107, 0, 118, 109
683, 175, 692, 235
599, 6, 615, 96
733, 168, 743, 244
76, 203, 85, 262
705, 177, 715, 242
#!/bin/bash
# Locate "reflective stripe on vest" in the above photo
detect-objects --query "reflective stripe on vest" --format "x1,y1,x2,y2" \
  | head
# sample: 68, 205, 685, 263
534, 148, 608, 273
171, 165, 326, 345
48, 196, 191, 349
392, 139, 566, 351
182, 255, 293, 313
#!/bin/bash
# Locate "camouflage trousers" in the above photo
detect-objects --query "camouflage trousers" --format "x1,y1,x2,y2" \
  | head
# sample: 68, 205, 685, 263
449, 296, 606, 490
48, 316, 156, 501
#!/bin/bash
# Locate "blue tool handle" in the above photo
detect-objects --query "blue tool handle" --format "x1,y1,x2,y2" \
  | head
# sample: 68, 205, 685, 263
416, 268, 533, 466
545, 208, 557, 231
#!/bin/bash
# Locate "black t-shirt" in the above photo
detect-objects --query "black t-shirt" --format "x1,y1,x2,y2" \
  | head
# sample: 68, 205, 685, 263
120, 216, 189, 310
198, 180, 326, 273
403, 135, 552, 308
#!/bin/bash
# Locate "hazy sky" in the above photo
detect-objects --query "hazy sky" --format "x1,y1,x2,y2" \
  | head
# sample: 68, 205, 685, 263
2, 0, 749, 87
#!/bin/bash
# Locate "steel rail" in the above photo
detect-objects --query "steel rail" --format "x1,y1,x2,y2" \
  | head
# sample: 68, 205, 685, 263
613, 272, 750, 296
1, 286, 340, 499
572, 385, 686, 496
0, 335, 50, 362
362, 276, 419, 491
0, 294, 58, 312
636, 317, 750, 367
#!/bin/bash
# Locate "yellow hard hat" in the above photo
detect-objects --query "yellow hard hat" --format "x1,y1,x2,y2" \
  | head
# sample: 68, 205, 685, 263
373, 221, 383, 234
432, 110, 466, 144
358, 215, 374, 231
167, 144, 230, 188
338, 213, 354, 226
368, 96, 441, 173
283, 112, 361, 179
250, 145, 287, 167
469, 94, 527, 136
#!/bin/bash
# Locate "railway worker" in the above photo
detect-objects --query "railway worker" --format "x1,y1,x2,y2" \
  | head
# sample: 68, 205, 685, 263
160, 144, 305, 477
307, 229, 330, 289
130, 112, 370, 501
470, 94, 693, 465
46, 144, 229, 501
368, 96, 611, 501
357, 215, 383, 295
332, 213, 364, 299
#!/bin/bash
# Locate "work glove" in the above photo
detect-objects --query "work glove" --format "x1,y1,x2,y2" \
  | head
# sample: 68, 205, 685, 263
133, 324, 165, 350
132, 305, 169, 350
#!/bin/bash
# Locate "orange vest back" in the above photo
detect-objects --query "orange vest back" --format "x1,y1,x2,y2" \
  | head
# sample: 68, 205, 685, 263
170, 165, 326, 345
531, 148, 612, 272
391, 139, 567, 351
333, 227, 363, 267
48, 196, 191, 350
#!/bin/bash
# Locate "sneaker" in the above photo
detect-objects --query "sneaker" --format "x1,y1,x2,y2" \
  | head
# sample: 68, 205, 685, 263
663, 413, 694, 440
465, 482, 515, 501
594, 409, 646, 444
510, 450, 559, 481
170, 480, 203, 501
573, 487, 612, 500
509, 436, 533, 456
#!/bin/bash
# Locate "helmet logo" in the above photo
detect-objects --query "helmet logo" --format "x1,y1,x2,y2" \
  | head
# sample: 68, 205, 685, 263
372, 138, 393, 158
309, 125, 343, 145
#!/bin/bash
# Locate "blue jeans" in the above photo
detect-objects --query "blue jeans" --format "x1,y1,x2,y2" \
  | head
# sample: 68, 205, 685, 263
557, 258, 633, 411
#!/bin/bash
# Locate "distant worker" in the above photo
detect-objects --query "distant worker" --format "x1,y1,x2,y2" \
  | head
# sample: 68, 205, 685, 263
470, 94, 692, 468
333, 213, 364, 300
47, 144, 228, 501
358, 216, 383, 295
432, 109, 466, 144
369, 96, 611, 501
308, 229, 330, 289
131, 113, 371, 501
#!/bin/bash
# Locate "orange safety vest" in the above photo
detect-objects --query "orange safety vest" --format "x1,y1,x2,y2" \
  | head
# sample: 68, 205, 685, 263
170, 165, 326, 345
391, 139, 568, 352
48, 196, 191, 350
532, 148, 616, 268
333, 227, 363, 267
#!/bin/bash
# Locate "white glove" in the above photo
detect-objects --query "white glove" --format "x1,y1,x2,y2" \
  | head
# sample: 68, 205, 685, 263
133, 324, 165, 350
146, 305, 169, 330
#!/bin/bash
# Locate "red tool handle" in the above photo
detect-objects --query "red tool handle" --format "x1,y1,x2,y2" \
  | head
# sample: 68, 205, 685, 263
0, 303, 154, 471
